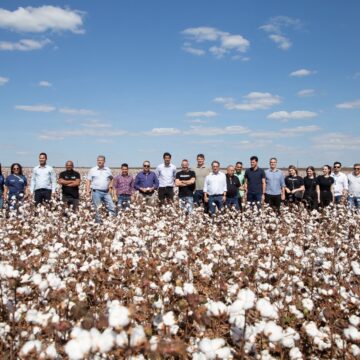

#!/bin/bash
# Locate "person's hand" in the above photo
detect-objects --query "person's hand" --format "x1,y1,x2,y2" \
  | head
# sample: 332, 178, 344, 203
222, 195, 226, 203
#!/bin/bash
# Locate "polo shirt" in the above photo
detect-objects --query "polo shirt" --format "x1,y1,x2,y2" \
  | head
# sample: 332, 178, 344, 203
176, 170, 196, 197
245, 167, 265, 194
235, 171, 245, 197
193, 166, 210, 191
155, 163, 176, 187
265, 169, 285, 196
203, 172, 227, 195
59, 170, 81, 199
5, 174, 27, 195
87, 166, 113, 191
348, 172, 360, 197
30, 165, 57, 193
331, 172, 349, 196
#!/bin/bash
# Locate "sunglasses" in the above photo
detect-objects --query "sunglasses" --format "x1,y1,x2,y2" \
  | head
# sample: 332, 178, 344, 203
354, 168, 360, 170
143, 165, 150, 168
334, 166, 341, 168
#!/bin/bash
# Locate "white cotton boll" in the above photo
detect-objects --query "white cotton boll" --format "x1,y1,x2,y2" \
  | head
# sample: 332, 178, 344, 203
200, 263, 213, 278
163, 311, 176, 326
39, 280, 49, 291
349, 315, 360, 327
215, 346, 232, 359
302, 298, 314, 312
259, 349, 277, 360
153, 298, 163, 310
32, 273, 42, 285
351, 344, 360, 356
281, 327, 299, 348
45, 343, 58, 359
264, 321, 283, 342
237, 288, 256, 310
175, 286, 184, 296
289, 347, 303, 360
289, 305, 304, 319
192, 352, 207, 360
199, 338, 226, 360
351, 261, 360, 275
20, 340, 42, 356
206, 301, 228, 317
116, 330, 128, 348
161, 271, 172, 283
130, 325, 146, 347
174, 250, 187, 262
98, 328, 116, 353
256, 298, 278, 319
108, 303, 130, 328
183, 282, 195, 295
344, 326, 360, 341
64, 339, 86, 360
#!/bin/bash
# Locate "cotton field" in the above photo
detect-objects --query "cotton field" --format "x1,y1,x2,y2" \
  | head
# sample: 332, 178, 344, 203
0, 196, 359, 359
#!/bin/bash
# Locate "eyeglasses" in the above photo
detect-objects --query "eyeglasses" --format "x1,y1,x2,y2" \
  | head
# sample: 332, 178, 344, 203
354, 168, 360, 170
143, 165, 150, 168
13, 167, 20, 170
334, 166, 341, 168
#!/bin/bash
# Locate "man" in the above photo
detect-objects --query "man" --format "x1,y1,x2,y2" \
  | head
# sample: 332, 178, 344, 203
226, 165, 240, 210
86, 155, 116, 223
175, 159, 196, 214
58, 160, 81, 211
331, 161, 348, 204
193, 154, 210, 211
155, 152, 177, 204
348, 163, 360, 209
244, 156, 266, 208
264, 157, 285, 212
234, 161, 245, 211
203, 161, 227, 215
112, 163, 134, 210
134, 161, 159, 204
30, 152, 57, 206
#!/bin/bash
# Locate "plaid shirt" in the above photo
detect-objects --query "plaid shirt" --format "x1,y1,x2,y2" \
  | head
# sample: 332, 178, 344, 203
113, 175, 134, 195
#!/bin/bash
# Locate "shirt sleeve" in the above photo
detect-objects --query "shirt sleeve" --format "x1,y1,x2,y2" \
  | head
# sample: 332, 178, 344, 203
203, 175, 209, 193
343, 174, 349, 190
50, 168, 57, 192
222, 174, 227, 193
298, 176, 304, 186
155, 165, 160, 179
153, 173, 159, 189
280, 174, 285, 188
30, 168, 36, 193
87, 168, 93, 181
130, 176, 135, 194
134, 173, 141, 190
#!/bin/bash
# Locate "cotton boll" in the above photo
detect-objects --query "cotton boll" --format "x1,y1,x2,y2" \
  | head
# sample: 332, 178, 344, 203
301, 298, 314, 312
351, 261, 360, 275
264, 321, 283, 342
175, 286, 184, 296
349, 315, 360, 327
161, 271, 172, 283
163, 311, 176, 326
215, 346, 232, 359
206, 301, 228, 317
116, 330, 128, 348
256, 298, 278, 320
130, 325, 146, 347
64, 339, 86, 360
108, 302, 130, 328
149, 335, 158, 352
351, 344, 360, 356
45, 343, 58, 359
98, 328, 116, 353
183, 282, 195, 295
199, 338, 226, 360
289, 347, 303, 359
236, 288, 256, 310
20, 340, 42, 356
344, 326, 360, 341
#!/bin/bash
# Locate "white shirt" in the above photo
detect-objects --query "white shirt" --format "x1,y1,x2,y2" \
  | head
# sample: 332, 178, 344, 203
203, 171, 227, 195
155, 163, 176, 187
30, 165, 57, 193
87, 166, 113, 191
348, 172, 360, 197
331, 172, 348, 196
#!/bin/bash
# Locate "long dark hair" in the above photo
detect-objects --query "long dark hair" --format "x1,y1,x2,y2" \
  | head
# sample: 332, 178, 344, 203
306, 166, 316, 177
10, 163, 23, 176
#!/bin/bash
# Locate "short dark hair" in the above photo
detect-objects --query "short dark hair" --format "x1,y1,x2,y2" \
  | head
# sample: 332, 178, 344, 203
250, 156, 258, 162
39, 152, 47, 159
121, 163, 128, 168
211, 160, 220, 167
11, 163, 23, 175
333, 161, 342, 167
197, 153, 205, 159
235, 161, 243, 166
163, 152, 171, 158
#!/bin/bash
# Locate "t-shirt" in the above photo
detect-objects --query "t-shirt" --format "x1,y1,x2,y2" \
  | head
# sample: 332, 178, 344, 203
0, 174, 4, 191
5, 174, 27, 195
176, 170, 196, 197
193, 166, 210, 191
226, 175, 240, 198
316, 175, 334, 192
245, 167, 265, 194
59, 170, 81, 198
285, 176, 304, 191
303, 177, 318, 197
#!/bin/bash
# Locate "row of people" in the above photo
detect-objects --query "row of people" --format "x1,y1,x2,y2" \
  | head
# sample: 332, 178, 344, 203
0, 153, 359, 219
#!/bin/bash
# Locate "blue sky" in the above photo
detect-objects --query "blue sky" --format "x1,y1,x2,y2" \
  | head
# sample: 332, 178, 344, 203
0, 0, 359, 168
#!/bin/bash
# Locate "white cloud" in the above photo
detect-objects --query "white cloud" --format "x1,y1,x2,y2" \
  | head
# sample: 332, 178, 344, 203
186, 111, 218, 117
312, 132, 360, 150
0, 76, 9, 85
188, 119, 208, 124
15, 104, 55, 112
39, 128, 127, 140
223, 92, 282, 111
59, 108, 97, 116
297, 89, 315, 97
213, 97, 235, 104
81, 120, 111, 128
181, 26, 250, 59
0, 6, 85, 33
289, 69, 316, 77
145, 128, 182, 136
268, 34, 291, 50
38, 80, 52, 87
0, 38, 51, 51
185, 125, 249, 136
267, 110, 318, 120
250, 125, 320, 139
336, 99, 360, 109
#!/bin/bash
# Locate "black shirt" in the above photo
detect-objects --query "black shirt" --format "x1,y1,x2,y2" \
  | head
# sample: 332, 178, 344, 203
59, 170, 81, 198
285, 175, 304, 190
303, 176, 318, 196
245, 167, 265, 194
226, 175, 240, 198
176, 170, 196, 197
317, 175, 334, 192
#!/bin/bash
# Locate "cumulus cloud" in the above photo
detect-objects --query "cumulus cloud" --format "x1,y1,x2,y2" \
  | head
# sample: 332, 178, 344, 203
186, 111, 218, 117
185, 125, 249, 136
312, 132, 360, 150
38, 80, 52, 87
0, 38, 51, 51
59, 108, 97, 116
260, 16, 301, 50
336, 99, 360, 109
219, 92, 282, 111
39, 128, 127, 140
0, 6, 85, 33
145, 128, 182, 136
267, 110, 318, 120
250, 125, 320, 139
0, 76, 9, 85
80, 120, 111, 128
181, 26, 250, 59
15, 104, 55, 112
289, 69, 316, 77
297, 89, 315, 97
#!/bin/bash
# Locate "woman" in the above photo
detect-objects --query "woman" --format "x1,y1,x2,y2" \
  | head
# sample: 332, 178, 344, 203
303, 166, 318, 210
316, 165, 334, 207
4, 163, 28, 210
0, 163, 4, 209
285, 165, 305, 203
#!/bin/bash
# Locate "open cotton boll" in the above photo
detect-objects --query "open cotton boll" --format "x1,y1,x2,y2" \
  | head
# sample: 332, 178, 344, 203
349, 315, 360, 327
351, 344, 360, 356
344, 326, 360, 341
302, 298, 314, 312
264, 321, 283, 342
215, 346, 232, 359
161, 271, 172, 283
130, 325, 146, 347
206, 301, 228, 317
45, 343, 58, 359
351, 261, 360, 275
97, 328, 116, 353
289, 347, 303, 359
183, 282, 196, 295
163, 311, 176, 326
116, 330, 128, 348
20, 340, 42, 356
256, 298, 278, 319
199, 338, 226, 360
108, 302, 130, 328
236, 288, 256, 310
64, 339, 88, 360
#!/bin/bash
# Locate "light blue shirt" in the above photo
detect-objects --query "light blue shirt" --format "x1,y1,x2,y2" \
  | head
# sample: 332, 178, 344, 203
30, 165, 57, 193
155, 163, 176, 187
87, 166, 113, 191
265, 168, 285, 195
203, 171, 227, 195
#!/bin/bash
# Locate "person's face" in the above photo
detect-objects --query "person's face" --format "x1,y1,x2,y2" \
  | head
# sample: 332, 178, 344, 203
13, 165, 20, 174
121, 166, 128, 176
181, 161, 189, 171
65, 162, 73, 171
227, 166, 235, 176
235, 163, 242, 173
306, 168, 314, 177
322, 166, 330, 175
39, 154, 47, 166
354, 165, 360, 175
212, 162, 220, 173
250, 159, 257, 168
289, 168, 296, 176
164, 155, 171, 166
333, 164, 341, 173
97, 157, 105, 168
270, 159, 277, 170
197, 156, 205, 167
143, 162, 150, 173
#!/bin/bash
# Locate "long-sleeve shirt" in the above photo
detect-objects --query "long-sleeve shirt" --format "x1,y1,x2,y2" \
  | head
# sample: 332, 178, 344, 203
30, 165, 57, 193
113, 175, 134, 195
155, 163, 176, 187
134, 171, 159, 191
331, 172, 349, 196
203, 172, 227, 195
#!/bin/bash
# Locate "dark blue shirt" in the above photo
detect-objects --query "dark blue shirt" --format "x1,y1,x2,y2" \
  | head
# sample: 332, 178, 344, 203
0, 174, 4, 191
245, 167, 266, 194
134, 171, 159, 191
5, 174, 27, 195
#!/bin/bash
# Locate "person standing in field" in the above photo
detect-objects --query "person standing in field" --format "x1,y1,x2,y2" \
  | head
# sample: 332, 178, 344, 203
0, 163, 4, 210
302, 166, 318, 211
347, 163, 360, 210
155, 152, 177, 204
244, 156, 266, 208
264, 157, 285, 212
134, 161, 159, 204
193, 154, 210, 212
86, 155, 116, 223
316, 165, 334, 208
58, 160, 81, 211
113, 163, 134, 210
30, 152, 57, 206
225, 165, 240, 210
234, 161, 245, 211
331, 161, 348, 204
175, 159, 196, 214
